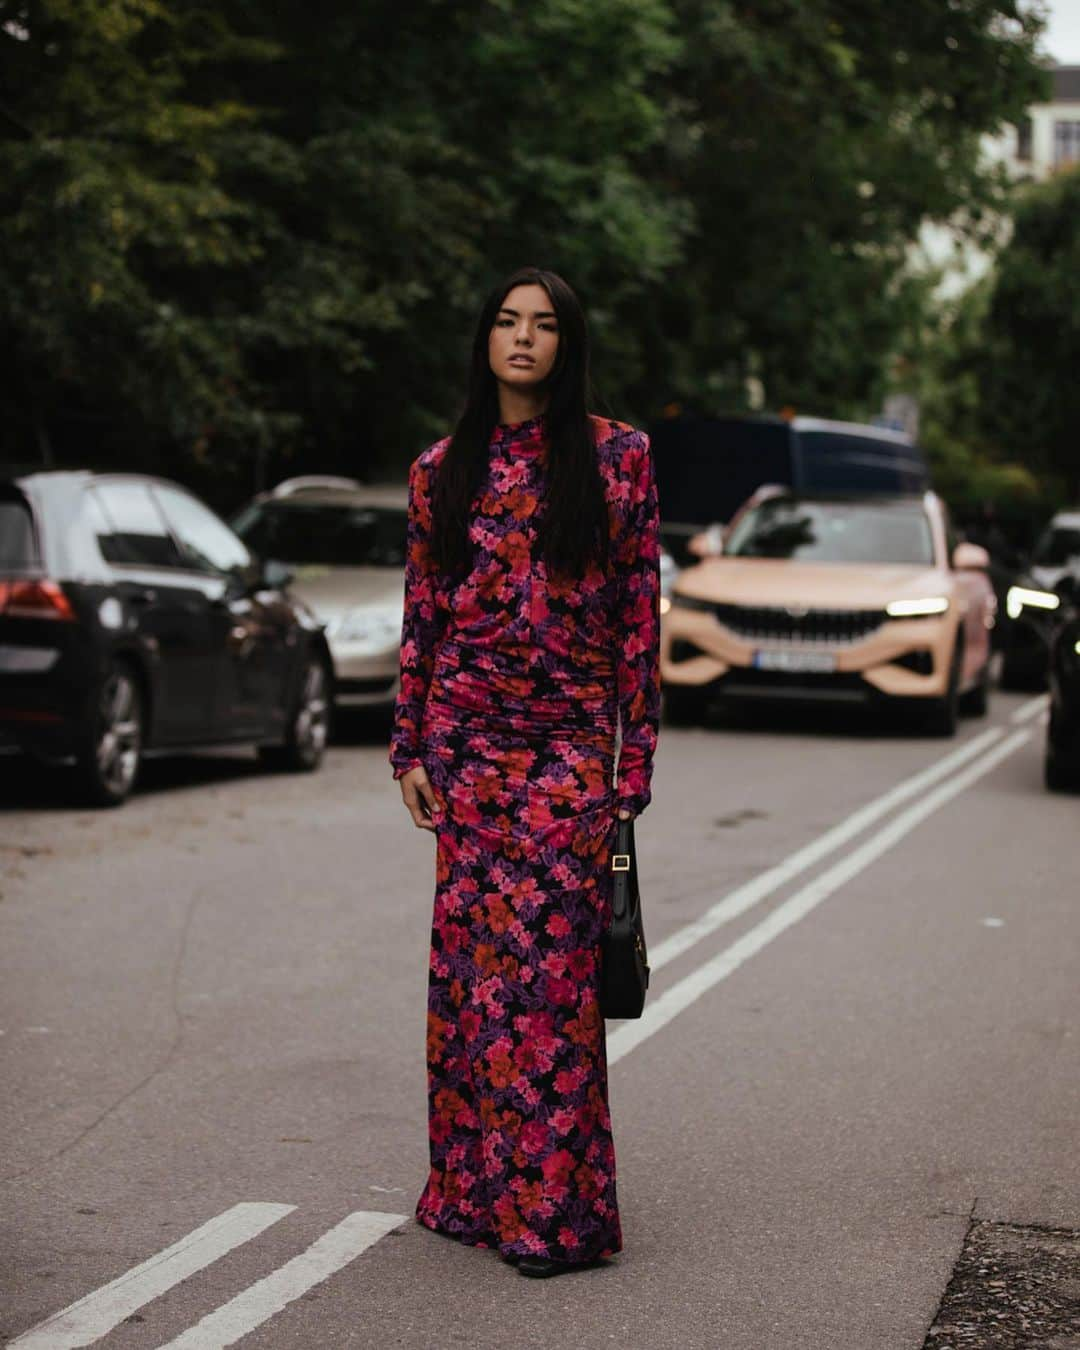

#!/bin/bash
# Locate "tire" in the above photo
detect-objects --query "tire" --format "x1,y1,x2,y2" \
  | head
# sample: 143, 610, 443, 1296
999, 650, 1046, 692
663, 684, 710, 727
1044, 749, 1077, 792
74, 662, 144, 807
259, 653, 331, 773
922, 643, 960, 737
959, 659, 990, 718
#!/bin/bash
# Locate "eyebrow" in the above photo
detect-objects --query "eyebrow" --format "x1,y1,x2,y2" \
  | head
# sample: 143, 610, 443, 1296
497, 306, 558, 320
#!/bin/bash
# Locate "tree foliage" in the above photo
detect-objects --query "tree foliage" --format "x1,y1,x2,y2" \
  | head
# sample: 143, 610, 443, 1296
0, 0, 1048, 503
976, 166, 1080, 499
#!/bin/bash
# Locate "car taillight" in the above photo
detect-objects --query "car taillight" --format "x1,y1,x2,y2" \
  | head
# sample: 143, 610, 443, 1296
0, 579, 76, 621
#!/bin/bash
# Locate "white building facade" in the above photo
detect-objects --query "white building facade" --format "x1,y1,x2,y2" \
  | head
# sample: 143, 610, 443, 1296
998, 65, 1080, 179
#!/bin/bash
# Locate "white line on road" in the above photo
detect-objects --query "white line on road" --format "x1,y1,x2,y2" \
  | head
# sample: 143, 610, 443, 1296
9, 1204, 295, 1350
1011, 693, 1049, 724
648, 725, 1006, 975
609, 728, 1032, 1065
156, 1210, 407, 1350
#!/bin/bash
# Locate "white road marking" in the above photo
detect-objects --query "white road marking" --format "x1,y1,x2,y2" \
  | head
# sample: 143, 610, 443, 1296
9, 1204, 295, 1350
648, 726, 1006, 975
157, 1210, 407, 1350
1011, 693, 1049, 724
609, 729, 1031, 1064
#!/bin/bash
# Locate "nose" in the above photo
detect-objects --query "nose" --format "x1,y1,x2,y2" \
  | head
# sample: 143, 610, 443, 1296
514, 321, 532, 346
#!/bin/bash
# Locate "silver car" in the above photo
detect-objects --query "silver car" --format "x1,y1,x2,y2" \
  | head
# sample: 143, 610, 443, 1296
232, 477, 406, 709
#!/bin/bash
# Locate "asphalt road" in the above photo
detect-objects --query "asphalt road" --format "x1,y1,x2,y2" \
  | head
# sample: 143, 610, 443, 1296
1, 690, 1077, 1350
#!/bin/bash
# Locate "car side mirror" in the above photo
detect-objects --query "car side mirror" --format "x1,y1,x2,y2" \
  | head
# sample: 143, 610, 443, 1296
688, 523, 725, 559
952, 542, 990, 571
1056, 573, 1078, 606
258, 557, 295, 590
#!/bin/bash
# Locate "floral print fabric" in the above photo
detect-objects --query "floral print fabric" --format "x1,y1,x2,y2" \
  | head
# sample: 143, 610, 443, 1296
389, 413, 660, 1262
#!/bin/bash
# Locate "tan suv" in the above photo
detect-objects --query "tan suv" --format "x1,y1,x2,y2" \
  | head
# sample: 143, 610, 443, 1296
660, 488, 996, 735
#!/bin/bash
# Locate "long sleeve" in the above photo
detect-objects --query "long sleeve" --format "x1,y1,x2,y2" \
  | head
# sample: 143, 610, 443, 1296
389, 453, 445, 779
614, 434, 661, 816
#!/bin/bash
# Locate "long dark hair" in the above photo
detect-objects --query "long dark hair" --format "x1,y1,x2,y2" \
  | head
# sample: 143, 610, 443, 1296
430, 267, 610, 579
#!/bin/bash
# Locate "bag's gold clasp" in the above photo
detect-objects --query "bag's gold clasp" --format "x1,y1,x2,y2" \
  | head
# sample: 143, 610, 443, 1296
612, 854, 631, 872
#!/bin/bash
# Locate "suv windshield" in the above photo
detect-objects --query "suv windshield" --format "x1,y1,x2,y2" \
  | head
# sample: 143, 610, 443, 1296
1033, 525, 1080, 568
232, 501, 407, 567
725, 498, 934, 566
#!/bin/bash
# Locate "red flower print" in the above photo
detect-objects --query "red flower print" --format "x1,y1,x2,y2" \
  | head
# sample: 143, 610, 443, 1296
516, 1180, 545, 1216
545, 912, 572, 939
426, 1013, 448, 1064
553, 1068, 581, 1095
566, 949, 595, 980
544, 975, 578, 1007
519, 1120, 551, 1156
541, 1149, 576, 1188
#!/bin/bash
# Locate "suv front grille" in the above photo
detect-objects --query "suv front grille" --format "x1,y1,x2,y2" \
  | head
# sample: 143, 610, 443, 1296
713, 602, 885, 646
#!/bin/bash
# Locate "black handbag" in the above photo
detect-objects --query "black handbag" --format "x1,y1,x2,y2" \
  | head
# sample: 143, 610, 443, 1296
600, 817, 650, 1019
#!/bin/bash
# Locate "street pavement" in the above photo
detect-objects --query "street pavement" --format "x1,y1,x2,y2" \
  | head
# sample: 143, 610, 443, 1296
1, 689, 1077, 1349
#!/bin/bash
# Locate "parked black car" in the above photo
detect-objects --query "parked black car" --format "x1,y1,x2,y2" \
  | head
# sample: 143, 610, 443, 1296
1000, 510, 1080, 690
0, 471, 333, 805
1045, 569, 1080, 792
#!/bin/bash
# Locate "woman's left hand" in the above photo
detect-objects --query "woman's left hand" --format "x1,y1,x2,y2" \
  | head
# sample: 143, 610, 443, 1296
617, 808, 633, 821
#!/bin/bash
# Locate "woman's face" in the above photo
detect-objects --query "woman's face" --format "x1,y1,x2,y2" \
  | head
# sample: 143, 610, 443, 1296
488, 283, 560, 393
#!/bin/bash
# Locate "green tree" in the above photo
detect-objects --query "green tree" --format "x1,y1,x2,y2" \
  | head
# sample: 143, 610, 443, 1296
0, 1, 285, 492
0, 0, 688, 497
976, 166, 1080, 499
631, 0, 1048, 420
0, 0, 1051, 501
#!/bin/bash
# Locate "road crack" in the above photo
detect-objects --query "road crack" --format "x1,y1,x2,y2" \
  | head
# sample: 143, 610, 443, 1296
1, 887, 203, 1185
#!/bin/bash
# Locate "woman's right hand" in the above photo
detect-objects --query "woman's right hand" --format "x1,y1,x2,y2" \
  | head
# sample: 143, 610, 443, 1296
399, 765, 442, 832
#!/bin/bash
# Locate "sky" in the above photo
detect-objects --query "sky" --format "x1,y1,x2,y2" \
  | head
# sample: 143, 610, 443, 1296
1043, 0, 1080, 62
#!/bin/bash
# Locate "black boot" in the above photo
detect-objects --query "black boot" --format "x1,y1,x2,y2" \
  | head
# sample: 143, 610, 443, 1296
516, 1255, 573, 1278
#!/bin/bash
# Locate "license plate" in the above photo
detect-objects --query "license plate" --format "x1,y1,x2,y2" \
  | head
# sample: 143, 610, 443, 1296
753, 649, 837, 674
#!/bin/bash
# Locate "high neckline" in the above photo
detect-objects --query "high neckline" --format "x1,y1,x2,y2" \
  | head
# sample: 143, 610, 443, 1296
490, 413, 548, 456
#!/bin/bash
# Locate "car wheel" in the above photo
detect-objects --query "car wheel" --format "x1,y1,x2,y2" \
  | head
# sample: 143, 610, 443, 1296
664, 684, 710, 727
999, 650, 1046, 692
259, 653, 331, 773
922, 644, 960, 737
1044, 748, 1077, 792
74, 662, 143, 807
959, 659, 990, 718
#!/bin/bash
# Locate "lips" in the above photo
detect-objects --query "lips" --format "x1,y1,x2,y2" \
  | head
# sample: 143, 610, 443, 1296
508, 355, 535, 367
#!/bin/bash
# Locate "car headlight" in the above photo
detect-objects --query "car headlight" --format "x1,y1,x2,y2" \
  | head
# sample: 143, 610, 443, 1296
1006, 585, 1061, 621
885, 596, 949, 618
325, 604, 403, 646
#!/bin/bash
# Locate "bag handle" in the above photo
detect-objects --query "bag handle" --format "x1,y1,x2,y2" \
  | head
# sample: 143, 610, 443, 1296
610, 817, 637, 921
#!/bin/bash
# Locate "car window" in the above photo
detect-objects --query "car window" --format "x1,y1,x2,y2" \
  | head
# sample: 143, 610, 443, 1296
231, 501, 407, 567
92, 482, 182, 568
0, 495, 39, 570
725, 499, 935, 566
1033, 526, 1080, 568
152, 485, 251, 575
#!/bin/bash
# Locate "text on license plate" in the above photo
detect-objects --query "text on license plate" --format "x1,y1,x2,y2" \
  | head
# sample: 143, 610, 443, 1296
753, 649, 837, 674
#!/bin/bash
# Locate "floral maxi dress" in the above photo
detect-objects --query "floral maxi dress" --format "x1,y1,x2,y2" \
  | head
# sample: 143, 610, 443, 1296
388, 413, 660, 1263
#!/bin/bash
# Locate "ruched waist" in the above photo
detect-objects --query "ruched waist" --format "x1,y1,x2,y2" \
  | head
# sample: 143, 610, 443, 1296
426, 637, 617, 744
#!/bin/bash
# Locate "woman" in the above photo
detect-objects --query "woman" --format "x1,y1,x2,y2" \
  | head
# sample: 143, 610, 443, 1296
389, 266, 660, 1278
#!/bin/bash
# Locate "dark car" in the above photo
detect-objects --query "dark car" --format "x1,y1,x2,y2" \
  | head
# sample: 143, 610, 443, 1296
1045, 569, 1080, 792
1000, 510, 1080, 690
651, 414, 929, 564
0, 471, 333, 805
